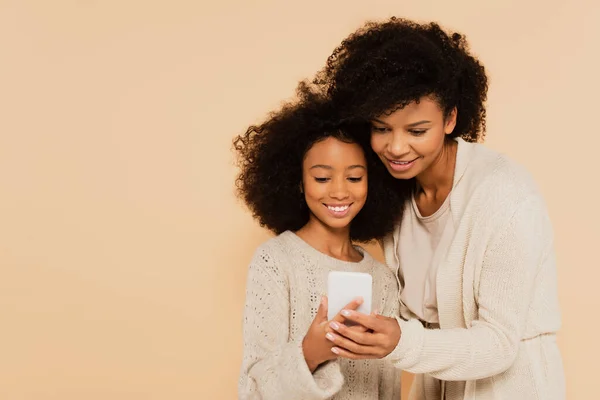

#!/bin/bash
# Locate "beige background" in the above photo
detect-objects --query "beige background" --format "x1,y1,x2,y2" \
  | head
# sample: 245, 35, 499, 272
0, 1, 598, 399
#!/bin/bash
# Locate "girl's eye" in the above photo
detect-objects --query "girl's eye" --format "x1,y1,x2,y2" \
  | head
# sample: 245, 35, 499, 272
409, 129, 427, 136
314, 177, 330, 183
347, 177, 364, 182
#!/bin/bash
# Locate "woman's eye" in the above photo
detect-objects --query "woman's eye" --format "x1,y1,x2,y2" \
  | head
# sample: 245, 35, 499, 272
370, 126, 388, 133
314, 177, 330, 183
347, 177, 364, 182
409, 129, 427, 136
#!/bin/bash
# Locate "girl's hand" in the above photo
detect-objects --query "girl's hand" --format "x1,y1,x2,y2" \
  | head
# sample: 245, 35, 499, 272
302, 296, 365, 372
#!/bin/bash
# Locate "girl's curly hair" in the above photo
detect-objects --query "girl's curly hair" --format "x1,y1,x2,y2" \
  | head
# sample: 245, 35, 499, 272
314, 17, 489, 142
233, 84, 410, 242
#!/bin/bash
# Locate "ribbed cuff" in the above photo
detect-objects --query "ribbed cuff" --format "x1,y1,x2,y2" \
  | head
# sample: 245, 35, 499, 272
384, 317, 425, 370
284, 340, 344, 399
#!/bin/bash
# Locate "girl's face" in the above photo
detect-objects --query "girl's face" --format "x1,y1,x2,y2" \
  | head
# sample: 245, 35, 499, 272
369, 97, 457, 180
302, 136, 368, 232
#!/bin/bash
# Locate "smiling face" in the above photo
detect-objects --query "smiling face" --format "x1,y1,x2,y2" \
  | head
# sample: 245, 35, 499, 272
369, 96, 457, 180
301, 136, 368, 232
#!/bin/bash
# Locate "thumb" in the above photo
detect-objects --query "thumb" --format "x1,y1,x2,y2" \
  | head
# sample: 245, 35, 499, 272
315, 296, 328, 322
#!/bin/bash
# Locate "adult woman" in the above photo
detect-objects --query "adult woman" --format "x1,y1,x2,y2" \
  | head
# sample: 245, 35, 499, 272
235, 88, 407, 399
317, 18, 565, 399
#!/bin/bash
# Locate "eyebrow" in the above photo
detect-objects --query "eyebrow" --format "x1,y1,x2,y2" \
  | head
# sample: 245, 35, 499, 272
309, 164, 366, 170
371, 118, 432, 128
347, 165, 367, 170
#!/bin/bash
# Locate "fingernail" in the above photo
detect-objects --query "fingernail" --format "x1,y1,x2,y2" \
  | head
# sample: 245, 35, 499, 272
331, 347, 339, 354
355, 297, 363, 304
341, 310, 351, 317
329, 322, 339, 330
321, 297, 326, 305
326, 333, 335, 341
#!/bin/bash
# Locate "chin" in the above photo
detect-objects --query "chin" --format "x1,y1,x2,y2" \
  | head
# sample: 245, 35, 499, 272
315, 216, 353, 231
325, 220, 352, 230
387, 167, 420, 180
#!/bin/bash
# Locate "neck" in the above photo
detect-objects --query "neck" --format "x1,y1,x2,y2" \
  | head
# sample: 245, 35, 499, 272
416, 138, 457, 199
295, 218, 360, 262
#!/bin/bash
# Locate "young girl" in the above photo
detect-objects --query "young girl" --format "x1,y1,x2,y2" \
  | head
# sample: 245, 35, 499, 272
314, 18, 565, 400
234, 90, 407, 399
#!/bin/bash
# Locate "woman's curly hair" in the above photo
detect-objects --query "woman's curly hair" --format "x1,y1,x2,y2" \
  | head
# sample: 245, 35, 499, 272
314, 17, 489, 142
233, 84, 410, 242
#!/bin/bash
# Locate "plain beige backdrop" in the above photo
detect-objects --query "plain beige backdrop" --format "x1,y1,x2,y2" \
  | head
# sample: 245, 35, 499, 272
0, 1, 598, 399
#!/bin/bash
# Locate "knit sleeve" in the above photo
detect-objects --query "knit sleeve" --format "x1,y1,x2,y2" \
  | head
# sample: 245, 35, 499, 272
238, 245, 344, 399
376, 267, 402, 398
385, 196, 553, 381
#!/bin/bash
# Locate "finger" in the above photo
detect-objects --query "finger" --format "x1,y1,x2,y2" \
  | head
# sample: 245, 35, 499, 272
331, 346, 376, 360
326, 324, 367, 334
339, 309, 381, 331
329, 320, 379, 346
347, 324, 369, 333
326, 320, 370, 334
325, 331, 376, 355
331, 297, 363, 324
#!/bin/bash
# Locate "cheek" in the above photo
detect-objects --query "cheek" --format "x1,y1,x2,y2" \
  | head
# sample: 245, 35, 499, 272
353, 181, 368, 202
370, 135, 385, 154
419, 130, 447, 153
303, 181, 324, 202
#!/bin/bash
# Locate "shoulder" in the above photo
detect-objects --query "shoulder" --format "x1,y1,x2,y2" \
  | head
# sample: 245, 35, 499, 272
366, 252, 389, 272
251, 232, 288, 261
456, 140, 544, 214
247, 231, 297, 278
244, 234, 293, 301
358, 246, 397, 280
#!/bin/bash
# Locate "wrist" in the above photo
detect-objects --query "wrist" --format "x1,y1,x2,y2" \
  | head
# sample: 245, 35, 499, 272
302, 337, 321, 373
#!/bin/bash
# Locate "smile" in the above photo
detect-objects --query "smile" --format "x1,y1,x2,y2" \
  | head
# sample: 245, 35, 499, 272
387, 157, 419, 172
323, 203, 352, 218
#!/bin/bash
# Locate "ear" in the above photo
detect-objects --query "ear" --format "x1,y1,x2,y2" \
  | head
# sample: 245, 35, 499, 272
444, 107, 458, 135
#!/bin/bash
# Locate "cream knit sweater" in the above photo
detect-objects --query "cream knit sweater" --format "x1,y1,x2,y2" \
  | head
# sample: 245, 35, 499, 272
238, 231, 401, 400
383, 138, 565, 400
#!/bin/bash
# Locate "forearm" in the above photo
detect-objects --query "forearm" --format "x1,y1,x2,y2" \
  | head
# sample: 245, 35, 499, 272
240, 340, 343, 400
387, 318, 517, 380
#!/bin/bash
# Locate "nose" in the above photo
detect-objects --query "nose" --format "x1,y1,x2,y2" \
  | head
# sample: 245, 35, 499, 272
388, 131, 410, 157
329, 178, 350, 200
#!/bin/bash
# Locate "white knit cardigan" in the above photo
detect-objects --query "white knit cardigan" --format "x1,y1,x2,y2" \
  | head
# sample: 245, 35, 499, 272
383, 138, 565, 399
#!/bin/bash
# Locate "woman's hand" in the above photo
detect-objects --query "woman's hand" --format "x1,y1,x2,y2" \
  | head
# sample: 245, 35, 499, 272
302, 296, 365, 372
325, 309, 402, 360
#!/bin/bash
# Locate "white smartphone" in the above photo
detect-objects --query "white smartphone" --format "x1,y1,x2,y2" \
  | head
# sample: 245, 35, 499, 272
327, 271, 372, 321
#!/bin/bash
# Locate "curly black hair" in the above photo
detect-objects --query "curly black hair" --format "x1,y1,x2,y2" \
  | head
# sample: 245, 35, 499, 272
233, 84, 410, 243
314, 17, 488, 143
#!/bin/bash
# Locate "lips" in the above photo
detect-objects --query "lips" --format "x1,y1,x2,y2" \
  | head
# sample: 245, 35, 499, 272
388, 157, 419, 165
386, 156, 419, 172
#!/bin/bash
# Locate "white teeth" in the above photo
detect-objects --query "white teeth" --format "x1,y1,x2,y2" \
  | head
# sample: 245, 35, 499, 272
327, 205, 349, 212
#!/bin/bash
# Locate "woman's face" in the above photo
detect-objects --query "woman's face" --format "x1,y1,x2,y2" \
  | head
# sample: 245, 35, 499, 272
370, 97, 457, 180
302, 136, 368, 231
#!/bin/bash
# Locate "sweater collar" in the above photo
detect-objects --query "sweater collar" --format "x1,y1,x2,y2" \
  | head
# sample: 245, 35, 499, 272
452, 137, 475, 189
448, 137, 478, 228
